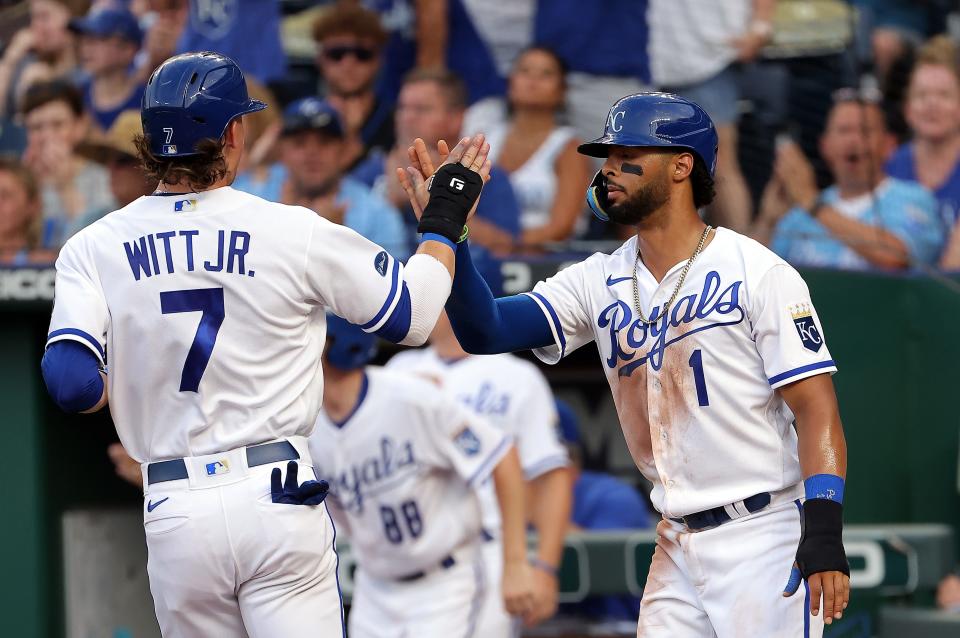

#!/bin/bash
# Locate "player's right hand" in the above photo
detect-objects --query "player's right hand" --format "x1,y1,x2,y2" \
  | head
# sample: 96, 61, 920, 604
395, 134, 492, 222
501, 559, 536, 623
270, 460, 330, 506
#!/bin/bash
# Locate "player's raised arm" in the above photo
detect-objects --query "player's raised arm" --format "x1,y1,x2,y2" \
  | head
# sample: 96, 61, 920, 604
397, 140, 557, 355
310, 135, 491, 346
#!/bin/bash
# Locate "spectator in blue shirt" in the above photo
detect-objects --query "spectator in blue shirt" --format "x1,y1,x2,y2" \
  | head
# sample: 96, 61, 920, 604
69, 7, 145, 134
884, 36, 960, 270
757, 91, 942, 270
350, 68, 519, 291
176, 0, 285, 85
233, 97, 409, 258
555, 399, 651, 622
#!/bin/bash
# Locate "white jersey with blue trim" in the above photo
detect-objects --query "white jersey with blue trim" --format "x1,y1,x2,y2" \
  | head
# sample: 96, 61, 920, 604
46, 186, 409, 462
386, 347, 568, 532
308, 366, 512, 581
524, 227, 837, 518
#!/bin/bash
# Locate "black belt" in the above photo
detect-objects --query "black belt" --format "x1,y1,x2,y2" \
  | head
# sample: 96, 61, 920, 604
396, 555, 456, 582
671, 492, 771, 531
146, 441, 300, 485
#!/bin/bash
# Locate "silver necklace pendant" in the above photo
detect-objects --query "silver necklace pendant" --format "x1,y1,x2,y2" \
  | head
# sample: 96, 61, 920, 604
631, 225, 713, 326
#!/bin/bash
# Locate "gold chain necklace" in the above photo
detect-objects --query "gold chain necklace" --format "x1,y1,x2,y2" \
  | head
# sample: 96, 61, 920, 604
631, 225, 713, 325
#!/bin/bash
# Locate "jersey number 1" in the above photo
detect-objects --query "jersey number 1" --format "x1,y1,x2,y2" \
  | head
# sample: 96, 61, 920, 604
688, 349, 710, 407
160, 288, 225, 392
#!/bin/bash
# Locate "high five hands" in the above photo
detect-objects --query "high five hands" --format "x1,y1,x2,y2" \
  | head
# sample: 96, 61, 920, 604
395, 134, 492, 222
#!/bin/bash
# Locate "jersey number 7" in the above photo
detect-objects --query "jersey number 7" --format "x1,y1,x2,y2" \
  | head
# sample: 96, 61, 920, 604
160, 287, 225, 392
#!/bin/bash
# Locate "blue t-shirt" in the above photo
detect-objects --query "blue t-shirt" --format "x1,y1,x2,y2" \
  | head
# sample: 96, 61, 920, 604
83, 81, 144, 132
770, 179, 943, 270
176, 0, 286, 83
534, 0, 650, 82
363, 0, 505, 105
885, 143, 960, 236
232, 166, 410, 258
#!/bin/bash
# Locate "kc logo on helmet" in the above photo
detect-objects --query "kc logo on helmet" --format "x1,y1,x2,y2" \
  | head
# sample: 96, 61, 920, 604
790, 303, 822, 352
449, 177, 465, 190
610, 110, 626, 132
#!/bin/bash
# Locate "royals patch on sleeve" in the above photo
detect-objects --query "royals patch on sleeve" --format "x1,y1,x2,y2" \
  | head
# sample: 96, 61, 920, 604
790, 303, 823, 352
453, 426, 482, 456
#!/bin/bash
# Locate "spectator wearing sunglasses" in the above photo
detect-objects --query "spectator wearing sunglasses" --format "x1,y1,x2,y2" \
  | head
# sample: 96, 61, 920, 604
312, 2, 394, 172
756, 90, 941, 271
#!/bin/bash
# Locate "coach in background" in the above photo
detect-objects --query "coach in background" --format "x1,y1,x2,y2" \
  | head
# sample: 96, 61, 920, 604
755, 90, 942, 270
20, 80, 116, 250
388, 310, 572, 631
233, 97, 408, 258
351, 68, 518, 289
311, 315, 534, 637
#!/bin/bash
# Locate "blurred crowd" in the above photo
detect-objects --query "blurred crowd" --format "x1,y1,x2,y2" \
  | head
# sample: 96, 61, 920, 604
1, 0, 960, 275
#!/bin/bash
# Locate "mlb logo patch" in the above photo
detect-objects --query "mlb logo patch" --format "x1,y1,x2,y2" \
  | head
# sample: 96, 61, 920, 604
162, 144, 178, 155
174, 199, 197, 213
790, 303, 823, 352
453, 426, 482, 456
205, 459, 230, 476
374, 250, 389, 277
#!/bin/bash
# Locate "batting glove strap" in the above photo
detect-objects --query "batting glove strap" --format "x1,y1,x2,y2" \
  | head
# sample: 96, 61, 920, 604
418, 163, 483, 244
796, 498, 849, 577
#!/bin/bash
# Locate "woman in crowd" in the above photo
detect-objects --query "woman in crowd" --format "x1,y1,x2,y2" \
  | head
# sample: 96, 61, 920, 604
485, 46, 590, 248
885, 36, 960, 269
0, 156, 43, 264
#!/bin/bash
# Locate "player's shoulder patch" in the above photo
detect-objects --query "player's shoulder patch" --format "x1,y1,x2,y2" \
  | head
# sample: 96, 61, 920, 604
453, 426, 482, 457
374, 250, 389, 277
789, 302, 823, 352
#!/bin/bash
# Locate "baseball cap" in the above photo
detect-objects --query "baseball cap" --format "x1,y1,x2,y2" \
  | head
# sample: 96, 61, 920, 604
77, 110, 142, 164
69, 8, 143, 47
281, 97, 344, 137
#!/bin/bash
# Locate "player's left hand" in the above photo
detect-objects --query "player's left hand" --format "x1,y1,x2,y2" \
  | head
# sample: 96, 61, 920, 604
501, 559, 536, 621
527, 564, 559, 626
270, 460, 330, 506
783, 562, 850, 625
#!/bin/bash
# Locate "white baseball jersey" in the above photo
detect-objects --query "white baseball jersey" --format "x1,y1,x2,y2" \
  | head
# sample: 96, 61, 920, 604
47, 187, 410, 462
387, 347, 568, 532
524, 227, 836, 518
308, 366, 513, 581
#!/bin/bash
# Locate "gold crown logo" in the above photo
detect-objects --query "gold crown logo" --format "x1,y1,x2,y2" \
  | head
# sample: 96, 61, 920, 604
790, 303, 813, 320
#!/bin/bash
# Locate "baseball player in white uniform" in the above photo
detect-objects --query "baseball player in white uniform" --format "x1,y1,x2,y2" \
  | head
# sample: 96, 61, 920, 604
387, 311, 572, 633
398, 93, 851, 637
39, 52, 493, 638
309, 314, 535, 638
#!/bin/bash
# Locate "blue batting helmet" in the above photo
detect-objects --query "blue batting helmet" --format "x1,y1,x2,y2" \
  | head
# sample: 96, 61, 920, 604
579, 92, 718, 221
325, 314, 379, 371
141, 52, 266, 158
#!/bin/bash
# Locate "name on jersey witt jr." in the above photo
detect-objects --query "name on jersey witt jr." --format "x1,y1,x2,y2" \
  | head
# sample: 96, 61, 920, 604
601, 270, 744, 376
123, 229, 254, 280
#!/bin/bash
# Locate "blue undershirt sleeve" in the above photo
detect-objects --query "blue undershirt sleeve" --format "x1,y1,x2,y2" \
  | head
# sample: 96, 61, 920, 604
445, 242, 554, 353
41, 340, 105, 413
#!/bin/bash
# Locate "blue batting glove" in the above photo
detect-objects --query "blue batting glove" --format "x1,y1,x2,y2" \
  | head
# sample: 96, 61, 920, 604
271, 461, 329, 506
783, 564, 803, 596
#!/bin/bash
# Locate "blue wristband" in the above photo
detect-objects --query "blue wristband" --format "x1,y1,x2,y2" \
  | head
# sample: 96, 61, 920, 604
804, 474, 845, 504
421, 232, 457, 252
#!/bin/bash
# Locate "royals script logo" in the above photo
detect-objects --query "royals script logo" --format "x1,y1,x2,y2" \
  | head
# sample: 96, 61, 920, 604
330, 436, 417, 514
599, 270, 745, 377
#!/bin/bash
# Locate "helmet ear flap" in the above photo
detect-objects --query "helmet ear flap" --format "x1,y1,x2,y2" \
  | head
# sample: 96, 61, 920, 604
585, 170, 610, 222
